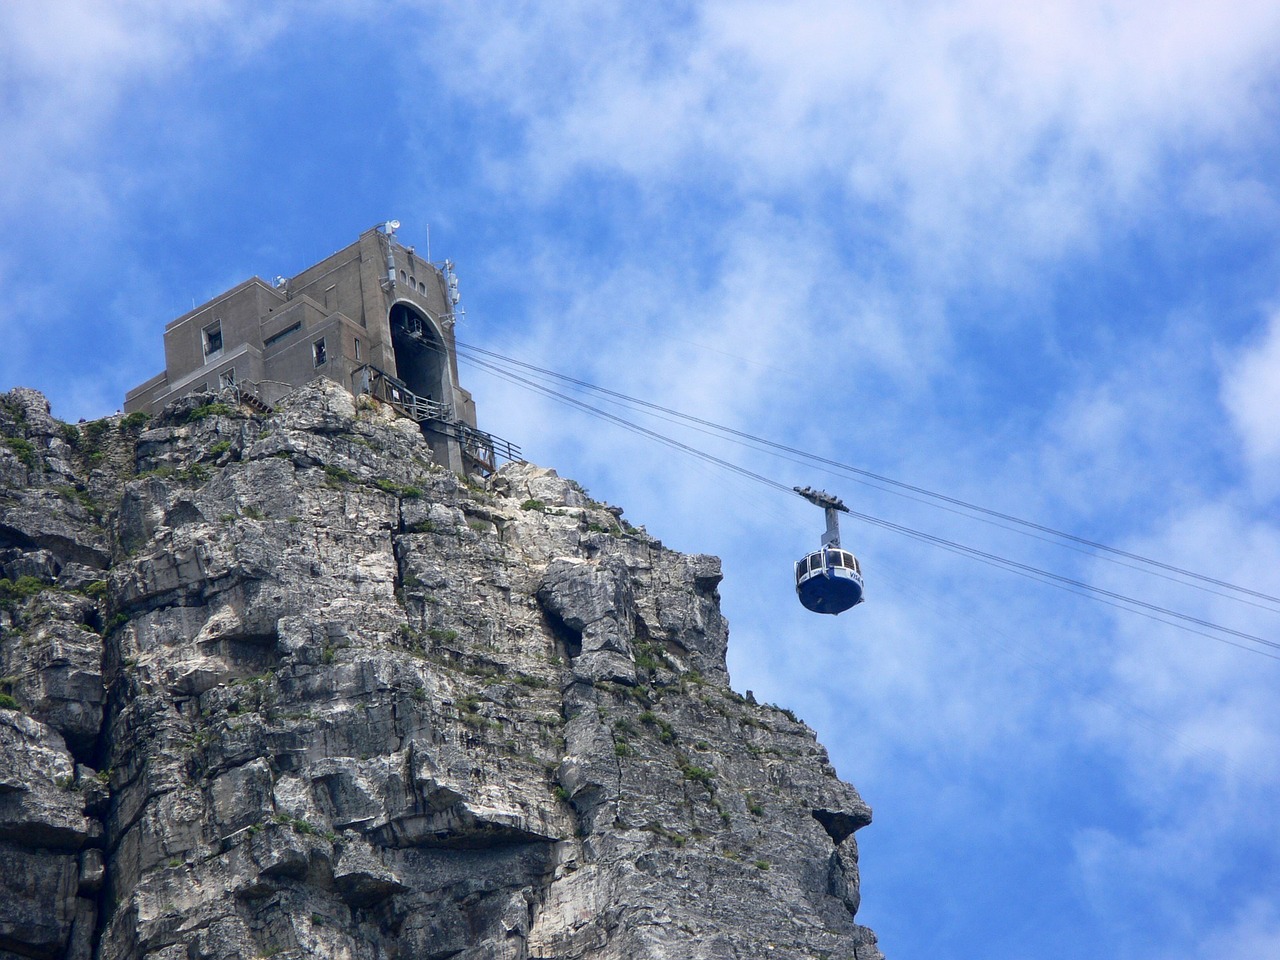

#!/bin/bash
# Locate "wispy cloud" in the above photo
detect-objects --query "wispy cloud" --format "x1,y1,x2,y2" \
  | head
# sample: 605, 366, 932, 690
432, 0, 1280, 283
1222, 310, 1280, 498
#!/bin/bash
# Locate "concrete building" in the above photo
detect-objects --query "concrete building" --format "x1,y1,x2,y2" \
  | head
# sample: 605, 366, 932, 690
125, 223, 514, 474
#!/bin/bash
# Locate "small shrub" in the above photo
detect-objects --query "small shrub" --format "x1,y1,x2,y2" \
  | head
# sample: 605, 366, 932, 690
0, 693, 20, 711
613, 718, 637, 737
680, 763, 715, 786
639, 711, 676, 744
374, 478, 423, 498
0, 575, 52, 602
59, 423, 80, 446
754, 859, 771, 871
82, 419, 110, 443
183, 403, 235, 423
520, 499, 546, 512
2, 437, 37, 469
640, 822, 687, 847
208, 440, 231, 457
242, 505, 265, 520
119, 411, 151, 433
54, 485, 100, 516
324, 465, 357, 486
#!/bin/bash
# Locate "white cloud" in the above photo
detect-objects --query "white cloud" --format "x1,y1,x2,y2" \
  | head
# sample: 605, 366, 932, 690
1194, 899, 1280, 960
1222, 310, 1280, 498
0, 0, 291, 219
431, 0, 1280, 287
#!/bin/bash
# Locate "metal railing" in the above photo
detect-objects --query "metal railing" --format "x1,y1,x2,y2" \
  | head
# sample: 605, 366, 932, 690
359, 366, 452, 422
354, 365, 523, 474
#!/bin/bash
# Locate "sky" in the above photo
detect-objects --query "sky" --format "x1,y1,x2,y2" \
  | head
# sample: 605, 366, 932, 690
3, 2, 1279, 958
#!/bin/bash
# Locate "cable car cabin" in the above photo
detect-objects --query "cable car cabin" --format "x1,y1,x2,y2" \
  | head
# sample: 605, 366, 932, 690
795, 547, 864, 615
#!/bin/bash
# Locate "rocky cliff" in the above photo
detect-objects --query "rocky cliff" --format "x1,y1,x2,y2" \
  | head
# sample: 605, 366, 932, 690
0, 382, 882, 960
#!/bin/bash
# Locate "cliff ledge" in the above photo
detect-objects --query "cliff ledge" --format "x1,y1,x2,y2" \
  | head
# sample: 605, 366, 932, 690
0, 382, 881, 960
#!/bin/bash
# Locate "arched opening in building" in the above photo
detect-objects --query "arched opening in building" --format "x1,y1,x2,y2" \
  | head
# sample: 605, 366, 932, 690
389, 302, 450, 409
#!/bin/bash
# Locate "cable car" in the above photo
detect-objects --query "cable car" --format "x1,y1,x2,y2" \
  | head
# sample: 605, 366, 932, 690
794, 486, 864, 615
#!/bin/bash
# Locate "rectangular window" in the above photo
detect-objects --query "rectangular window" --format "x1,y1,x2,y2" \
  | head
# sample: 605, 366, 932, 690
313, 338, 327, 366
202, 321, 223, 358
353, 337, 361, 360
218, 369, 236, 390
263, 321, 301, 348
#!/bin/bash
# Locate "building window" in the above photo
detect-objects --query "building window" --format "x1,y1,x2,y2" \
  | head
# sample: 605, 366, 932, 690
263, 321, 301, 348
313, 338, 327, 366
353, 337, 361, 360
219, 369, 236, 390
203, 321, 223, 359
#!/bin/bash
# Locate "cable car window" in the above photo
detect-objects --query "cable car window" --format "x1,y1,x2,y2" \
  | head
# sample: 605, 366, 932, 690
809, 555, 823, 573
832, 553, 846, 568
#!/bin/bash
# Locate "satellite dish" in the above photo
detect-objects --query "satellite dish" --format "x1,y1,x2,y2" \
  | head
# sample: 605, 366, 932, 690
386, 220, 400, 232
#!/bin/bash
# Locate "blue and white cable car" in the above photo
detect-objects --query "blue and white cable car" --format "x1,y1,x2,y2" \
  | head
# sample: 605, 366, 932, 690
794, 486, 864, 615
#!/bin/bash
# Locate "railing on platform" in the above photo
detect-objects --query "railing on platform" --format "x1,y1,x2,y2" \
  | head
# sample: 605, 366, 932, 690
360, 366, 452, 422
354, 365, 522, 474
217, 378, 273, 414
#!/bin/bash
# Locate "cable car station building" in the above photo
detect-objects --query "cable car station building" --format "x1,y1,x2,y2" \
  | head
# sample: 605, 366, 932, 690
124, 223, 515, 475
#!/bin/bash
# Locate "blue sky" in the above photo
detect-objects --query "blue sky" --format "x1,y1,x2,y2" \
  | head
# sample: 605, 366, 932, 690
4, 3, 1280, 957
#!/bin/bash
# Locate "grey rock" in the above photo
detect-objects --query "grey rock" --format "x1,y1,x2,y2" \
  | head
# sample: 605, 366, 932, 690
0, 383, 882, 959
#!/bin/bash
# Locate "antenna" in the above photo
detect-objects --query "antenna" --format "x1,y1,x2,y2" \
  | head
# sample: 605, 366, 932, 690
379, 219, 400, 288
426, 224, 431, 263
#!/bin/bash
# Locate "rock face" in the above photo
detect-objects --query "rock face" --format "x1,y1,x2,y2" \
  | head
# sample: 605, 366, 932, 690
0, 382, 882, 960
